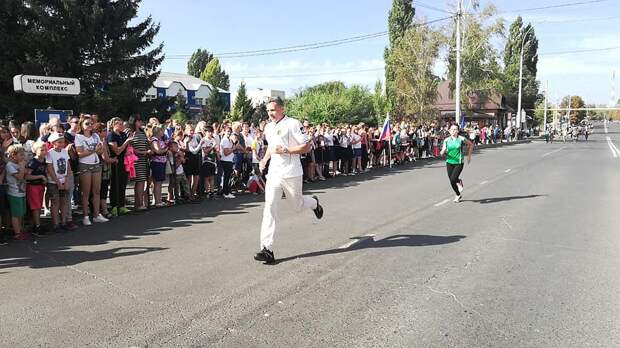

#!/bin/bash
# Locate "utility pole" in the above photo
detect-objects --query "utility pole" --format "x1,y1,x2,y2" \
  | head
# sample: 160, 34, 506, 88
455, 0, 462, 126
543, 80, 548, 133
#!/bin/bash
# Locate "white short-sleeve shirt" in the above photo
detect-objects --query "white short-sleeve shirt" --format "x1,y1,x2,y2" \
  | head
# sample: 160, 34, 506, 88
264, 116, 308, 179
219, 137, 234, 162
75, 133, 101, 164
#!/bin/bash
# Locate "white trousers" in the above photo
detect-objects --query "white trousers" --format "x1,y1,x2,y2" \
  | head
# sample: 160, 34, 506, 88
260, 175, 317, 250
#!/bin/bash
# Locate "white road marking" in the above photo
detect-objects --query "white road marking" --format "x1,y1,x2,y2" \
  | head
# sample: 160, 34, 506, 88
479, 180, 488, 185
606, 136, 620, 158
504, 169, 512, 173
434, 199, 450, 207
339, 234, 375, 249
605, 120, 609, 133
542, 147, 565, 157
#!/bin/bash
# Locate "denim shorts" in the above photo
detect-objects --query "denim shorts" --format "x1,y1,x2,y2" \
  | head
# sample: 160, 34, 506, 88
79, 162, 102, 174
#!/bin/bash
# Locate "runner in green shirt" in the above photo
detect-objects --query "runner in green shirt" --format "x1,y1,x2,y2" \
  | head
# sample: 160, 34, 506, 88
440, 124, 474, 202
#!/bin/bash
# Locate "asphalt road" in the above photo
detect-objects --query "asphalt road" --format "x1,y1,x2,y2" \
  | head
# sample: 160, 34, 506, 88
2, 122, 619, 347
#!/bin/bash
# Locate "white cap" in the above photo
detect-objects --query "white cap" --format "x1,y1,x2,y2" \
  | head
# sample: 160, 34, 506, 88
48, 132, 64, 143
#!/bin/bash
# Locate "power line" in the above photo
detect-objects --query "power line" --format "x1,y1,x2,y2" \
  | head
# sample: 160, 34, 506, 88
164, 16, 453, 60
540, 46, 620, 55
236, 68, 384, 79
497, 0, 616, 15
414, 1, 454, 15
532, 15, 620, 24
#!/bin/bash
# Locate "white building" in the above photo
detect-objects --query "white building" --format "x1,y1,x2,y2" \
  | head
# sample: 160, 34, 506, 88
247, 88, 285, 107
144, 72, 230, 111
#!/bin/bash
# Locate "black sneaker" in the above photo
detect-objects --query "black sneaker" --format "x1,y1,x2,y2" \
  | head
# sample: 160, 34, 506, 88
312, 195, 324, 219
254, 247, 276, 264
31, 226, 48, 238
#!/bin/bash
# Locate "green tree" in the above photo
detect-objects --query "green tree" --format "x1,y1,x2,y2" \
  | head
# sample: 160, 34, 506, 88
231, 82, 253, 122
204, 87, 224, 122
251, 102, 269, 125
447, 1, 504, 109
372, 80, 388, 125
559, 95, 586, 124
533, 98, 552, 126
286, 81, 375, 125
384, 0, 415, 111
388, 20, 442, 121
502, 16, 539, 113
171, 110, 188, 125
187, 49, 214, 78
200, 57, 230, 90
0, 0, 163, 121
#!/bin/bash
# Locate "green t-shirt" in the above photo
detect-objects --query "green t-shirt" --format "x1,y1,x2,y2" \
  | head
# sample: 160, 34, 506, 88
444, 136, 466, 165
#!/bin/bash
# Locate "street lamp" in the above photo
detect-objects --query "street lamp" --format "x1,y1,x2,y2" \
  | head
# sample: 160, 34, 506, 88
516, 25, 535, 131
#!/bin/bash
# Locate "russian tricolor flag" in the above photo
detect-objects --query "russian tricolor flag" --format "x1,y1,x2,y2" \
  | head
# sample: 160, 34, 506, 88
379, 115, 391, 141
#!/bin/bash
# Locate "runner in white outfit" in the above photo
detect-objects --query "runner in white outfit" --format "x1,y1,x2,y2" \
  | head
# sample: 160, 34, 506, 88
254, 97, 324, 264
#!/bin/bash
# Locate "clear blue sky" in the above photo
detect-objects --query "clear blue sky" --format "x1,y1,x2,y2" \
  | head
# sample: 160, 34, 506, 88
136, 0, 620, 106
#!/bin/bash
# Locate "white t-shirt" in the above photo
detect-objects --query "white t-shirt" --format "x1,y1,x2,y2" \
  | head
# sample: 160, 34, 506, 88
201, 138, 217, 163
263, 116, 308, 179
75, 133, 101, 164
351, 134, 362, 149
219, 137, 234, 162
46, 148, 70, 184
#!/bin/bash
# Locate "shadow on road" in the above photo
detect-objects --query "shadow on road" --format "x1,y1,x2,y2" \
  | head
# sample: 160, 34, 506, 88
463, 194, 545, 204
0, 246, 167, 270
276, 234, 466, 264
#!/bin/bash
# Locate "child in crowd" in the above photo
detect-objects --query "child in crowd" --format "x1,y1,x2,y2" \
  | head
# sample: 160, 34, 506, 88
6, 144, 29, 240
46, 132, 72, 231
246, 172, 265, 195
26, 141, 48, 236
149, 125, 168, 207
200, 126, 218, 198
169, 141, 192, 203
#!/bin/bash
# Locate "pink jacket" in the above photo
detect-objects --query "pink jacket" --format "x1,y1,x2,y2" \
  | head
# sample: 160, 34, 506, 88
124, 145, 138, 179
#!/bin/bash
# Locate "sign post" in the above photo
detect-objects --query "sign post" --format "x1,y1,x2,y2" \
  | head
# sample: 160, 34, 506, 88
13, 75, 80, 96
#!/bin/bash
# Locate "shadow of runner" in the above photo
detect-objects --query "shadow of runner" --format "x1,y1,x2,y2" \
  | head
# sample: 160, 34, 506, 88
276, 234, 466, 264
0, 246, 167, 269
463, 194, 545, 204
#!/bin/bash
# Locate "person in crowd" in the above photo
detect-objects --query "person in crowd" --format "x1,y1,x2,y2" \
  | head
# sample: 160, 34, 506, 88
200, 126, 218, 198
107, 117, 133, 216
149, 125, 168, 207
129, 116, 150, 210
351, 126, 362, 174
20, 122, 36, 162
183, 122, 202, 198
219, 126, 235, 199
75, 117, 108, 225
26, 141, 48, 236
313, 130, 326, 181
170, 141, 193, 203
247, 171, 265, 195
5, 144, 29, 240
46, 132, 73, 231
94, 123, 114, 219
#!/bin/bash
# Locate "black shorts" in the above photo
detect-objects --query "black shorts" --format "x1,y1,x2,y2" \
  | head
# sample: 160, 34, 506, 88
183, 152, 201, 176
201, 161, 216, 177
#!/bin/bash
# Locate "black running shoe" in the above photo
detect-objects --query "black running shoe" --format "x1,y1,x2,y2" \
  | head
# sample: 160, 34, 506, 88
312, 195, 324, 219
254, 247, 276, 264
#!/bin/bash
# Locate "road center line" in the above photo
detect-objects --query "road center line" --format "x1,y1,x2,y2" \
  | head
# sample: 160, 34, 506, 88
339, 235, 374, 249
434, 199, 450, 207
542, 147, 565, 157
504, 169, 512, 173
479, 180, 488, 185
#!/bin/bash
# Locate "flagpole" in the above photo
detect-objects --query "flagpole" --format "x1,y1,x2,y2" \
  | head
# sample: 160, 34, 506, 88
388, 113, 392, 169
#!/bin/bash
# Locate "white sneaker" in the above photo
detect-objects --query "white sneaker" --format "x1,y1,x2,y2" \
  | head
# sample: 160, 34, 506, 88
83, 217, 92, 226
92, 214, 109, 223
457, 180, 464, 193
224, 194, 236, 199
43, 209, 51, 217
453, 195, 462, 203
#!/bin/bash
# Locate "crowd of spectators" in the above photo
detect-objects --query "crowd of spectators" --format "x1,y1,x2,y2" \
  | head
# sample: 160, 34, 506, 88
0, 114, 520, 245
